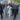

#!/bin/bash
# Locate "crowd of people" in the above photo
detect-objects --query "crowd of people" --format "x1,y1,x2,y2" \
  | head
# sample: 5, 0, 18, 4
0, 2, 19, 20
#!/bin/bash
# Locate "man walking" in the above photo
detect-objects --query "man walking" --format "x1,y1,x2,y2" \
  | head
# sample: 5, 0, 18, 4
0, 3, 3, 19
13, 2, 19, 20
11, 2, 19, 20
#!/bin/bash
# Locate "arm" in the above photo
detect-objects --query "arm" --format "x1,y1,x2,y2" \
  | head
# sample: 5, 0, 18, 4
17, 4, 19, 7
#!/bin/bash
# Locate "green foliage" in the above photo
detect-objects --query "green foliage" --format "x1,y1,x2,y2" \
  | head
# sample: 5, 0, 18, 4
13, 0, 20, 3
18, 0, 20, 3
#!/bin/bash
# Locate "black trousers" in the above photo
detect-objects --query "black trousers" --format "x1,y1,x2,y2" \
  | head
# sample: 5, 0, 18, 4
12, 9, 14, 15
12, 9, 18, 15
16, 9, 18, 14
13, 9, 18, 20
13, 12, 16, 20
1, 10, 3, 19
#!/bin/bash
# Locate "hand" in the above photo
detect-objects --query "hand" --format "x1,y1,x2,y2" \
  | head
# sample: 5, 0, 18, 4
12, 8, 13, 9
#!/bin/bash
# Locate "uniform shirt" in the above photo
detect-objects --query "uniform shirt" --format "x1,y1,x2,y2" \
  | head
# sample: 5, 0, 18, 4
12, 4, 19, 12
12, 4, 19, 9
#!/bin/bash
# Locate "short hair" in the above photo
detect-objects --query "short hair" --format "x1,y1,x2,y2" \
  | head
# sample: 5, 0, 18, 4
7, 3, 13, 7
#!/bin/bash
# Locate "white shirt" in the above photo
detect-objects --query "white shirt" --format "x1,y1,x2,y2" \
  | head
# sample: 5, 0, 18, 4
7, 5, 12, 16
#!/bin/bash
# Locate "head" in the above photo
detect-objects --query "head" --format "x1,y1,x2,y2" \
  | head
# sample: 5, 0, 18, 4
8, 3, 11, 6
14, 2, 17, 5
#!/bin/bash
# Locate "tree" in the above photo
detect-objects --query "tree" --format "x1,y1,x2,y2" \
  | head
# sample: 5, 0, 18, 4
14, 0, 20, 3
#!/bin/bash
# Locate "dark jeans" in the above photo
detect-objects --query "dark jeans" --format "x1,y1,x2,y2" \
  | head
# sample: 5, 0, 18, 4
13, 9, 18, 20
1, 10, 3, 19
12, 9, 16, 15
12, 9, 14, 15
12, 9, 18, 15
16, 9, 18, 14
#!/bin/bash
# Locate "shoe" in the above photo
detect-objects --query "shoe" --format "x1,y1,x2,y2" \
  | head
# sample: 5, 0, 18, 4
1, 16, 3, 19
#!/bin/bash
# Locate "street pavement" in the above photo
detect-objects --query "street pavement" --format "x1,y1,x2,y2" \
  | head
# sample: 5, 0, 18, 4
0, 6, 20, 20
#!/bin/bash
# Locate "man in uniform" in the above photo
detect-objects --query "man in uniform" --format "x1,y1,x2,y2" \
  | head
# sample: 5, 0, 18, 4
12, 2, 19, 20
